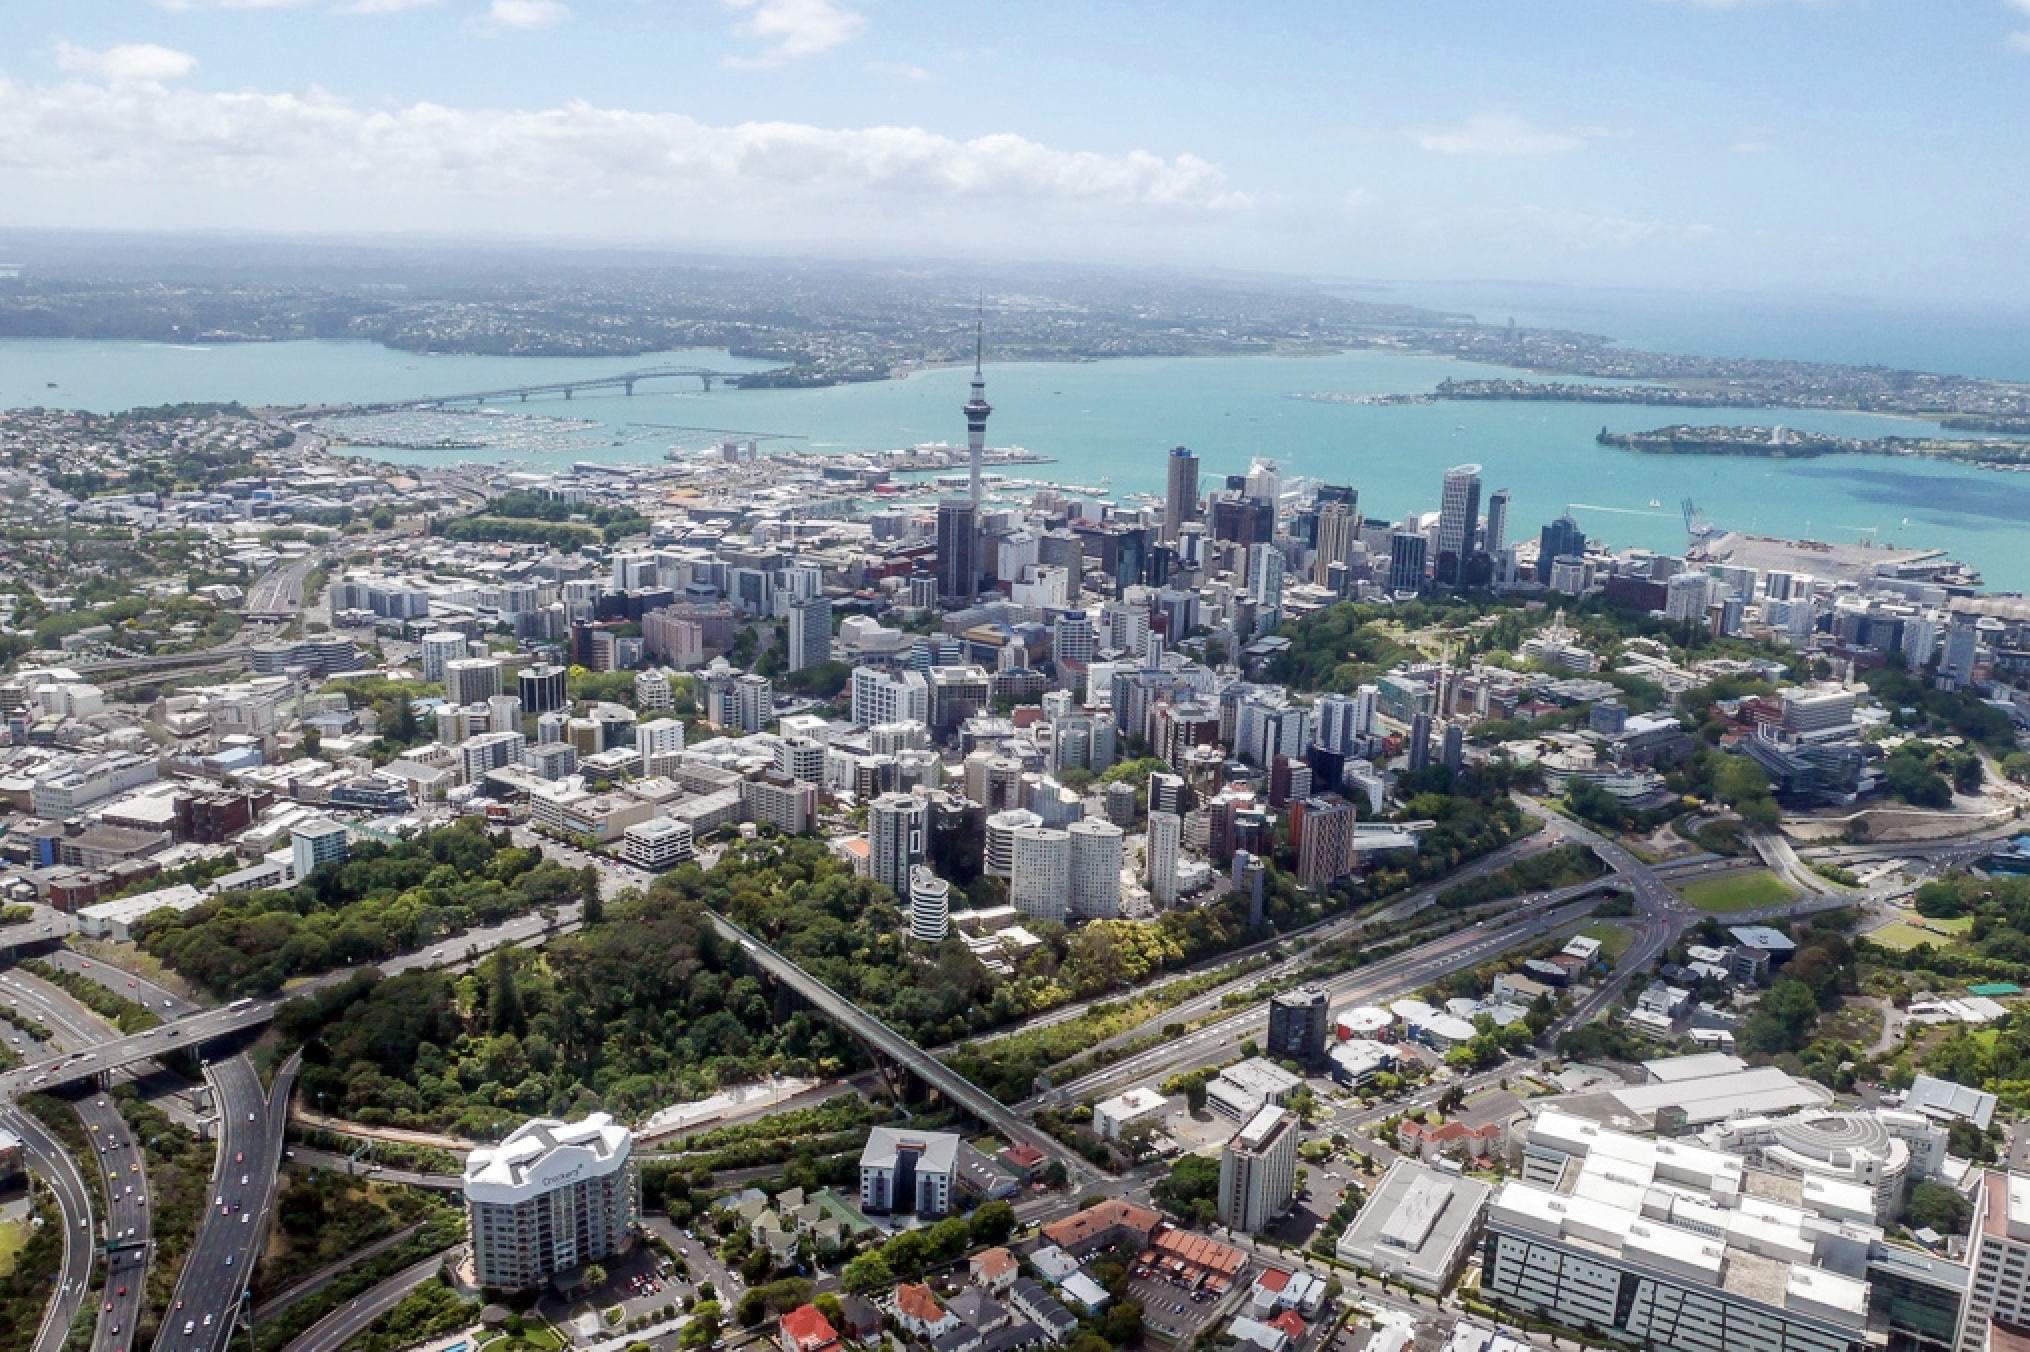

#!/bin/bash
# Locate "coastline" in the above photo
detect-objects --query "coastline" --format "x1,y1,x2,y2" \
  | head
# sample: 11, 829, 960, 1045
1595, 424, 2030, 473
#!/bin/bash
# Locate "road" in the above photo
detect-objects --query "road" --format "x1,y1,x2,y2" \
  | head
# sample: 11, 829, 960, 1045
274, 1247, 462, 1352
280, 1146, 462, 1193
81, 1089, 152, 1352
151, 1053, 300, 1352
3, 1103, 96, 1352
38, 951, 204, 1020
252, 1223, 424, 1326
1036, 898, 1603, 1108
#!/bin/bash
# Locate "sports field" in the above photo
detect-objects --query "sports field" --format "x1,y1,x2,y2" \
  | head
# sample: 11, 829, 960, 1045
1678, 869, 1794, 913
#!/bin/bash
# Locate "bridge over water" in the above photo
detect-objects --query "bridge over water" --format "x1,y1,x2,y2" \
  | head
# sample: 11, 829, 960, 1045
351, 365, 763, 411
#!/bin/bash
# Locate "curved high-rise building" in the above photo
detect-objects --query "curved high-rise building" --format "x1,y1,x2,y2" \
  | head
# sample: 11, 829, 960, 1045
984, 808, 1042, 878
1010, 825, 1071, 923
908, 866, 952, 943
1068, 818, 1124, 920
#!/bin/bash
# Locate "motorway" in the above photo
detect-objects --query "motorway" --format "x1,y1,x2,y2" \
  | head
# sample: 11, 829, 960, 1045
39, 951, 204, 1019
274, 1247, 463, 1352
4, 1103, 97, 1352
151, 1053, 300, 1352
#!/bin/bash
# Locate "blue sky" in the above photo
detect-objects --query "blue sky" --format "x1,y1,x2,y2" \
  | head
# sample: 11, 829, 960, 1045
5, 1, 2030, 304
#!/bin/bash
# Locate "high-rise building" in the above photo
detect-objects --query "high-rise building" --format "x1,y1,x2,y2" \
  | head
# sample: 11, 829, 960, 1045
851, 667, 929, 729
1267, 986, 1330, 1065
1666, 572, 1713, 624
1219, 1105, 1299, 1233
636, 717, 685, 762
1484, 488, 1511, 556
1011, 824, 1072, 923
1388, 531, 1428, 594
1314, 499, 1361, 587
1538, 515, 1587, 575
1959, 1168, 2030, 1352
633, 668, 673, 711
1146, 810, 1181, 906
1068, 818, 1124, 921
788, 595, 832, 673
465, 1113, 638, 1291
1245, 458, 1281, 508
444, 657, 503, 708
1408, 711, 1433, 772
519, 663, 568, 716
908, 866, 952, 943
420, 631, 468, 683
291, 817, 348, 882
936, 499, 978, 608
1443, 722, 1464, 774
1436, 464, 1483, 566
1939, 613, 1981, 690
869, 792, 928, 897
1293, 794, 1355, 889
1247, 543, 1285, 614
1162, 446, 1200, 543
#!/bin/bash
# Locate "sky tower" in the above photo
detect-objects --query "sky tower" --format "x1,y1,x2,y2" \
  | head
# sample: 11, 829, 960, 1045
964, 311, 991, 505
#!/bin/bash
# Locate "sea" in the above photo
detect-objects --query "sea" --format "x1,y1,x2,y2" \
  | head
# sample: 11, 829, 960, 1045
6, 293, 2030, 592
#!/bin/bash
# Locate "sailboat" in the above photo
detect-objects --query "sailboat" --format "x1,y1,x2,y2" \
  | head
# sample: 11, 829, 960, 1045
1647, 498, 1661, 509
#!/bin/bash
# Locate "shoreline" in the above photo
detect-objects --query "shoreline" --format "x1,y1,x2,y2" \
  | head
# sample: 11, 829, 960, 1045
1595, 424, 2030, 472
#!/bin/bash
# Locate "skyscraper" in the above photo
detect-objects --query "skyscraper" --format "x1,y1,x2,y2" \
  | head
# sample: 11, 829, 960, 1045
1219, 1105, 1298, 1233
869, 792, 928, 897
1245, 458, 1281, 508
1436, 464, 1482, 584
1162, 446, 1199, 543
1314, 499, 1360, 587
1484, 488, 1511, 556
787, 594, 832, 673
1067, 818, 1124, 920
1388, 531, 1428, 594
1539, 514, 1587, 575
1247, 542, 1285, 614
965, 314, 992, 506
1011, 824, 1071, 923
1146, 810, 1181, 906
936, 498, 977, 607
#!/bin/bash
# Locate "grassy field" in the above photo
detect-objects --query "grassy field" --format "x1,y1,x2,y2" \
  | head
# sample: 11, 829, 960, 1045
1678, 870, 1794, 913
0, 1219, 22, 1276
1579, 923, 1634, 963
1864, 916, 1973, 951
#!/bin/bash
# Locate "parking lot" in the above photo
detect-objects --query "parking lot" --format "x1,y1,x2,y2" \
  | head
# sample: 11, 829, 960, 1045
1129, 1270, 1227, 1345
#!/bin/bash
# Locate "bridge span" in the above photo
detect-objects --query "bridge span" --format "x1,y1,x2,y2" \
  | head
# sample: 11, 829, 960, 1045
350, 365, 763, 412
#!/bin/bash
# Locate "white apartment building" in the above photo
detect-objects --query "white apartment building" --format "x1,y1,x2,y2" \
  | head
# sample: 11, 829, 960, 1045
1146, 811, 1181, 905
1220, 1105, 1298, 1233
859, 1127, 958, 1218
909, 866, 952, 943
465, 1113, 639, 1290
444, 657, 504, 707
1067, 818, 1124, 920
1011, 825, 1071, 923
636, 718, 686, 762
851, 668, 929, 730
290, 818, 349, 882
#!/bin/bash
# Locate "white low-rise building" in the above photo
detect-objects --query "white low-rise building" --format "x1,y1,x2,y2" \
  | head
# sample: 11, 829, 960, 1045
1094, 1088, 1168, 1141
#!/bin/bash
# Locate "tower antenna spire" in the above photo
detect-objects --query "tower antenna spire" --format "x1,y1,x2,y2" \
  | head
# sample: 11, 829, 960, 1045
974, 295, 984, 376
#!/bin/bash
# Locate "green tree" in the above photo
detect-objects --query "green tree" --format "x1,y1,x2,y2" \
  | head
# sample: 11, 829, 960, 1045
1907, 1181, 1973, 1235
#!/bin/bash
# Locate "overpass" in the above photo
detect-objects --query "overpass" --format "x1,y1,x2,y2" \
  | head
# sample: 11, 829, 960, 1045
352, 365, 762, 412
702, 911, 1109, 1186
0, 999, 280, 1097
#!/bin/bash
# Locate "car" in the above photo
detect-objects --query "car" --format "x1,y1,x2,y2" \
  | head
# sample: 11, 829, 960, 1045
105, 1302, 114, 1313
248, 1111, 255, 1121
240, 1174, 248, 1185
183, 1323, 195, 1336
177, 1300, 184, 1311
225, 1255, 234, 1266
241, 1214, 250, 1224
235, 1152, 242, 1164
117, 1287, 126, 1297
203, 1314, 213, 1326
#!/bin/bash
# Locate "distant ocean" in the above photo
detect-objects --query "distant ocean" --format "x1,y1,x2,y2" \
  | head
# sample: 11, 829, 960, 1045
5, 283, 2030, 591
1358, 280, 2030, 382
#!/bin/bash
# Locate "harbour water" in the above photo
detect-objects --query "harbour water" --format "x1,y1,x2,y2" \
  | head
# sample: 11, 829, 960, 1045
6, 335, 2030, 591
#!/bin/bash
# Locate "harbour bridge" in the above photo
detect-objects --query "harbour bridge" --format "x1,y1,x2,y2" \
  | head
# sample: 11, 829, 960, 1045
353, 364, 761, 411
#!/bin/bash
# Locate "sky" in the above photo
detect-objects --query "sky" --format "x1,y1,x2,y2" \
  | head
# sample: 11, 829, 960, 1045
4, 1, 2030, 305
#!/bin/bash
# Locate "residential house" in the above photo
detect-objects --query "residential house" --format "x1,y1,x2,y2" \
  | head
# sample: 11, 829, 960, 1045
895, 1284, 961, 1340
781, 1306, 841, 1352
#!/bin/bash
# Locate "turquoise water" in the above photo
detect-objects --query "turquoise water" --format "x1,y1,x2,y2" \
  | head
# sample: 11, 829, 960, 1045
6, 336, 2030, 591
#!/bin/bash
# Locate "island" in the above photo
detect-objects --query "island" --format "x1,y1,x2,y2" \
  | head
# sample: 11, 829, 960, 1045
1594, 422, 2030, 469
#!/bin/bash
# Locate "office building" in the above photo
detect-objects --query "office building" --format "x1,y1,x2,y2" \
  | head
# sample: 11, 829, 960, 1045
1248, 543, 1286, 614
1539, 515, 1587, 577
444, 657, 503, 708
1485, 488, 1511, 556
1293, 795, 1355, 890
291, 817, 349, 882
908, 866, 952, 943
788, 595, 832, 673
519, 663, 568, 716
1267, 986, 1331, 1066
937, 499, 978, 608
1959, 1169, 2030, 1352
1011, 824, 1072, 923
622, 817, 694, 872
1146, 810, 1181, 905
860, 1126, 958, 1217
1336, 1159, 1492, 1294
636, 718, 685, 763
1389, 530, 1428, 594
1068, 818, 1124, 920
1163, 446, 1200, 543
1220, 1105, 1299, 1233
1314, 498, 1361, 588
465, 1113, 638, 1291
869, 792, 928, 896
1667, 572, 1713, 624
1436, 465, 1483, 578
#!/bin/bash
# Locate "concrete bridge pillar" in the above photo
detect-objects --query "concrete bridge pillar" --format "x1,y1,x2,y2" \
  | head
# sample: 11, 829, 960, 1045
624, 380, 636, 396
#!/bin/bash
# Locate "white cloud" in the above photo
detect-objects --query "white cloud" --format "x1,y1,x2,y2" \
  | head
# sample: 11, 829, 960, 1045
149, 0, 312, 10
53, 41, 199, 84
723, 0, 865, 68
477, 0, 568, 32
1409, 114, 1605, 156
0, 77, 1250, 242
337, 0, 444, 12
867, 61, 932, 82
